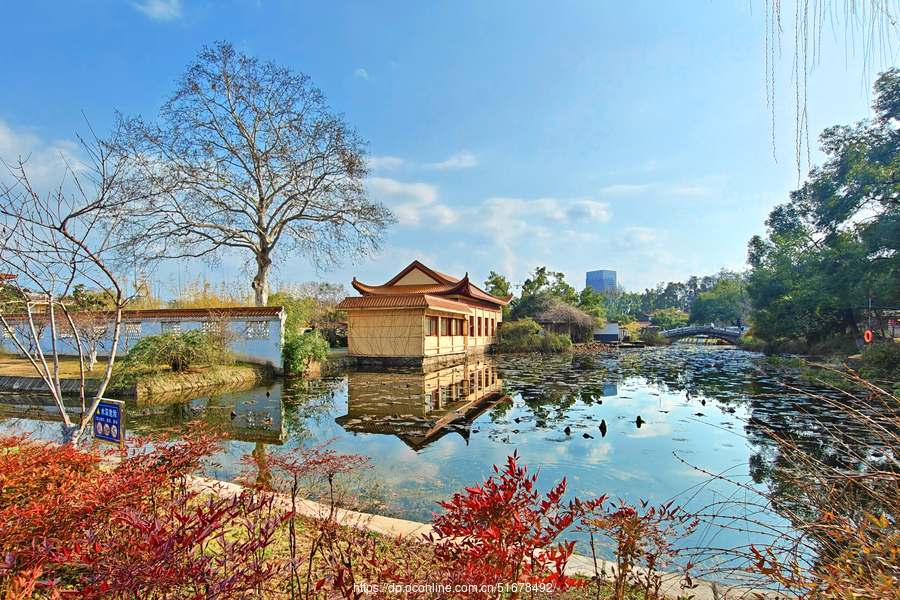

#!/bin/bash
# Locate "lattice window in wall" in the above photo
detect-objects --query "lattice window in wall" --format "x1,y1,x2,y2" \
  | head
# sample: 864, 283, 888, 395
201, 321, 216, 333
123, 323, 142, 340
245, 321, 269, 339
161, 322, 181, 335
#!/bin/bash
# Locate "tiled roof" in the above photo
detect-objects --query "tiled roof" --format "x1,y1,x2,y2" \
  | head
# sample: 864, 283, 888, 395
118, 307, 284, 320
352, 281, 462, 296
337, 294, 472, 314
382, 260, 460, 286
0, 306, 284, 322
352, 265, 513, 308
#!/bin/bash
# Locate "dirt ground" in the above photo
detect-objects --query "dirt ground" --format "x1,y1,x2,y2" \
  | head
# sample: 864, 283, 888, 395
0, 355, 107, 379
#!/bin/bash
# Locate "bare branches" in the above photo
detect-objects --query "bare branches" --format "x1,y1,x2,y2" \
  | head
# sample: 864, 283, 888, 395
0, 131, 139, 444
113, 42, 395, 306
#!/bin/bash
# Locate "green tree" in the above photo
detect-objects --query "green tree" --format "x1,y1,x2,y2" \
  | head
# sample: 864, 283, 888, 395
650, 308, 689, 330
484, 271, 511, 298
689, 274, 748, 327
484, 271, 513, 320
747, 69, 900, 347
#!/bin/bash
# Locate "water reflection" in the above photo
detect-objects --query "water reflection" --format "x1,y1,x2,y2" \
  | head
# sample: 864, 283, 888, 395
6, 345, 899, 573
125, 385, 287, 445
336, 362, 508, 450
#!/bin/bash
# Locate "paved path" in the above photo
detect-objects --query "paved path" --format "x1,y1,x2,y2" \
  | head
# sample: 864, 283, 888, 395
188, 476, 795, 600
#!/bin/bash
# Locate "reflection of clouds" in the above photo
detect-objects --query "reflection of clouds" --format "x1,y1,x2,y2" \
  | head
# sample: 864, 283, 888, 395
624, 421, 671, 439
603, 467, 644, 482
583, 441, 614, 462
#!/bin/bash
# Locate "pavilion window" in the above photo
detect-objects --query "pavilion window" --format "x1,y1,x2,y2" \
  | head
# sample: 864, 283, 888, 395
469, 316, 474, 337
426, 316, 438, 336
440, 317, 449, 336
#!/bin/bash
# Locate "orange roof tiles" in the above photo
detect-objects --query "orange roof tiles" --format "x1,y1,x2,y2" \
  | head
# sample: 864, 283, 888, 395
0, 306, 284, 322
337, 294, 472, 314
350, 261, 512, 308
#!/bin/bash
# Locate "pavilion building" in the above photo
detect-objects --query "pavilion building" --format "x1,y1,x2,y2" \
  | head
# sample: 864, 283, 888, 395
336, 261, 513, 368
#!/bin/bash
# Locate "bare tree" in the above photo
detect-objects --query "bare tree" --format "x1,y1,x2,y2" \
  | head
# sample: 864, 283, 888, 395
68, 311, 114, 372
116, 42, 395, 307
0, 129, 145, 444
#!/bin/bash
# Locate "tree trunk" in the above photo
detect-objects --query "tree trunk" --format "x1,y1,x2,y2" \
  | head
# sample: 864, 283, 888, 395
61, 423, 78, 445
842, 308, 864, 347
252, 252, 272, 307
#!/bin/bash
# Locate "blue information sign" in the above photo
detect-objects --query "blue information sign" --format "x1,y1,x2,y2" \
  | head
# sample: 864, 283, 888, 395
93, 398, 125, 448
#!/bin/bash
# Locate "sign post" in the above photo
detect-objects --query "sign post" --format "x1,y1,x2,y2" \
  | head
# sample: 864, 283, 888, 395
92, 398, 125, 450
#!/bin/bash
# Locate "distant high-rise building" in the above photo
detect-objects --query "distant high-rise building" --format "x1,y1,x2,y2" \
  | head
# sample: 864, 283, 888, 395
586, 269, 617, 293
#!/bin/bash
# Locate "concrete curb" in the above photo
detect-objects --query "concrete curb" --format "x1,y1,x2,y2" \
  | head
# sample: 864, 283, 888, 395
186, 476, 795, 600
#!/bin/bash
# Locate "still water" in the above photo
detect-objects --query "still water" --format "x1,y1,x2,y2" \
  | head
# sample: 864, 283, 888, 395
0, 344, 866, 567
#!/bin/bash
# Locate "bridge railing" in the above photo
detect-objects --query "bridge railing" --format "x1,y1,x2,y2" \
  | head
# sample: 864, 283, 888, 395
660, 326, 742, 338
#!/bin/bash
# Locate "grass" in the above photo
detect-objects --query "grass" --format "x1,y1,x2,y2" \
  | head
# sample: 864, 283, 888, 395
0, 355, 108, 379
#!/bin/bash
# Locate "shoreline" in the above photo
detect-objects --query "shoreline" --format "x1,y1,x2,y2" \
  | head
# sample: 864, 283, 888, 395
0, 362, 275, 399
187, 474, 793, 600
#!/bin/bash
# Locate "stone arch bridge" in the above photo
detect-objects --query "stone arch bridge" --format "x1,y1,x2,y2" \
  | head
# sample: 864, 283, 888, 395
660, 326, 743, 344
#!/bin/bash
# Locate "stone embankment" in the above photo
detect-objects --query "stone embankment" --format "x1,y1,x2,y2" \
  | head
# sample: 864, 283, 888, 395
0, 364, 274, 399
131, 364, 273, 397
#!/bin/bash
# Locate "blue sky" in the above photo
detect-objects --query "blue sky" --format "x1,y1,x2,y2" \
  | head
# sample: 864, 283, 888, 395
0, 1, 885, 297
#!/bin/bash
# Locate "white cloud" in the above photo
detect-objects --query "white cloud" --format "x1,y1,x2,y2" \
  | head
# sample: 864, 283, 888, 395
132, 0, 182, 21
567, 200, 612, 222
0, 119, 82, 190
368, 156, 403, 170
367, 177, 457, 227
614, 227, 663, 248
601, 184, 649, 196
430, 151, 478, 170
671, 186, 714, 196
354, 68, 370, 80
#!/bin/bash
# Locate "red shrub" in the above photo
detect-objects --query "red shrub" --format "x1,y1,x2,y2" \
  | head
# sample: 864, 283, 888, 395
428, 451, 603, 598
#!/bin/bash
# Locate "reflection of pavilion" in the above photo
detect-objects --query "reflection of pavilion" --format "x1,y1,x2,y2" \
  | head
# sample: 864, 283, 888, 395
336, 362, 508, 450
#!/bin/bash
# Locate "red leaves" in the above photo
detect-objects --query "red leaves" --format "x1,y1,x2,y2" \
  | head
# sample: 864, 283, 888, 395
0, 431, 285, 599
579, 497, 698, 600
429, 451, 588, 598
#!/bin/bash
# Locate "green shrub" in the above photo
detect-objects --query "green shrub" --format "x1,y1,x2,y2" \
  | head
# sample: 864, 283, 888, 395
121, 330, 232, 372
540, 332, 572, 353
638, 330, 669, 346
860, 341, 900, 381
281, 330, 330, 376
316, 326, 347, 348
498, 319, 572, 353
498, 319, 539, 353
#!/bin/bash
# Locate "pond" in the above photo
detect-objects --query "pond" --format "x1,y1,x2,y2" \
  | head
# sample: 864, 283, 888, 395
0, 344, 879, 572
